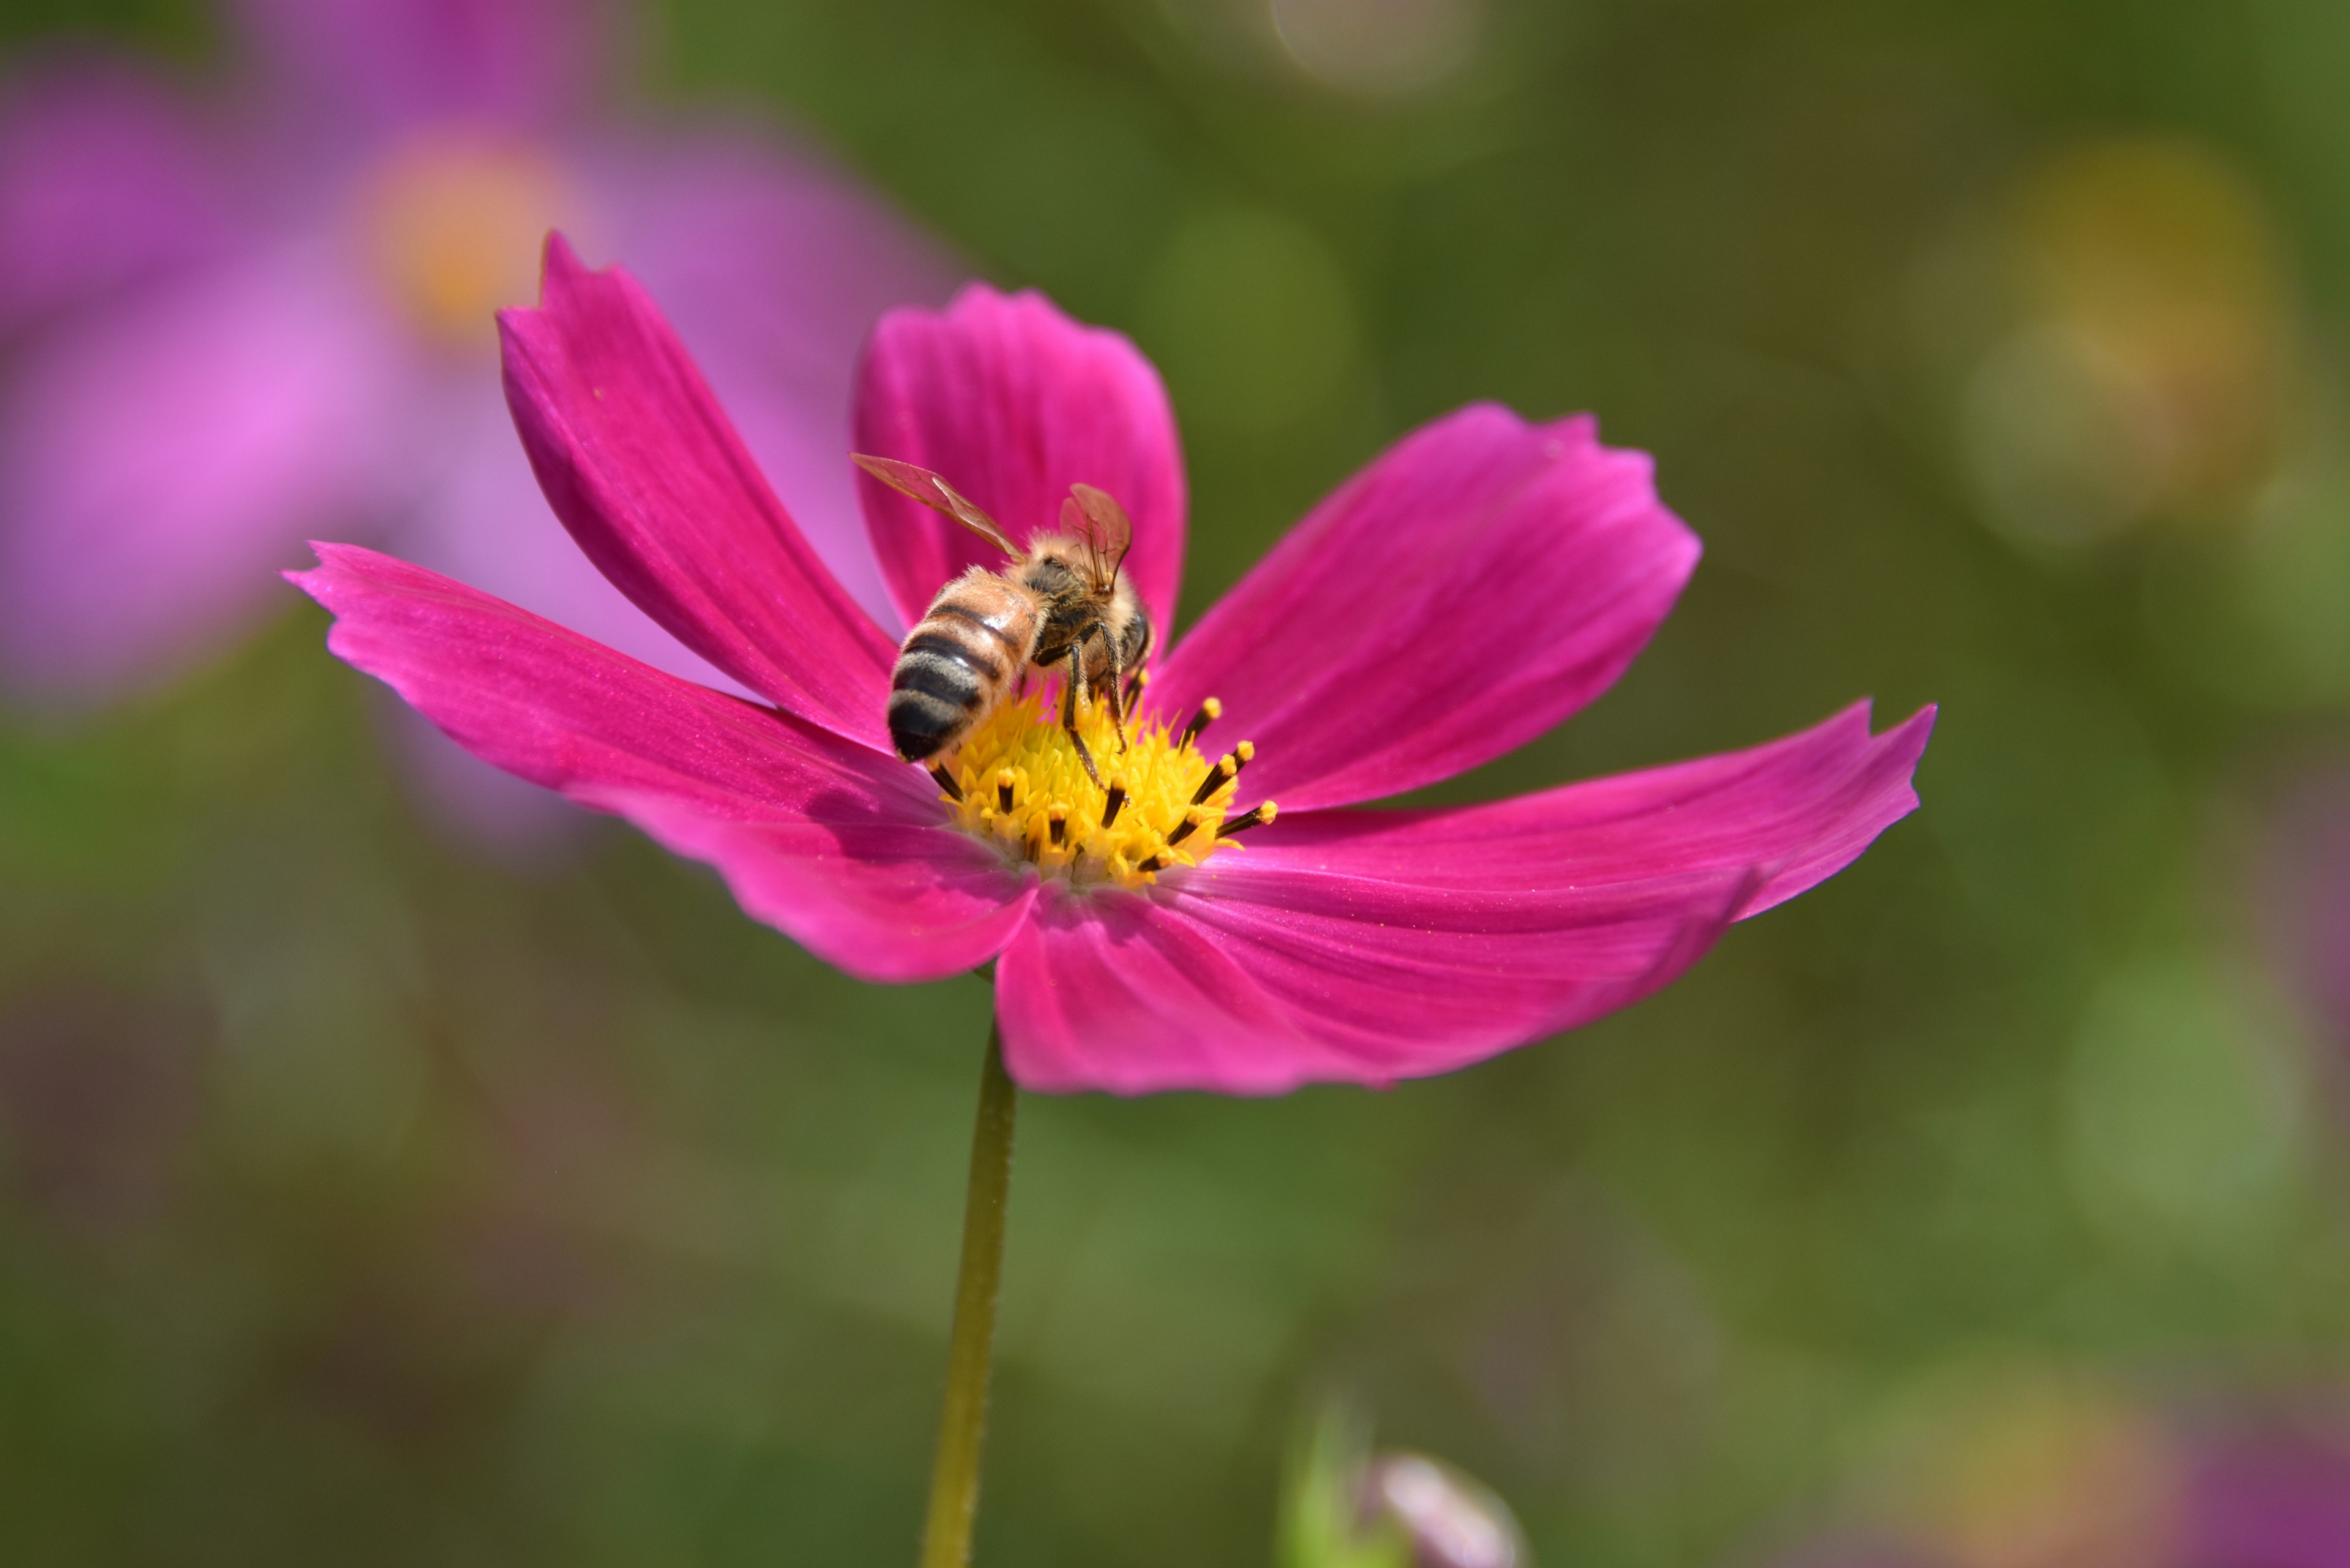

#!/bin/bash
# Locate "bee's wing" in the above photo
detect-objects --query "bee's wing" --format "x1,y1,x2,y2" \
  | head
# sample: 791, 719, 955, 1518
1065, 483, 1133, 590
852, 454, 1024, 559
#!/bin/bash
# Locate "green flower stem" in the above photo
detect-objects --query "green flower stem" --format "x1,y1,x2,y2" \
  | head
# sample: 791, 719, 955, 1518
918, 1019, 1019, 1568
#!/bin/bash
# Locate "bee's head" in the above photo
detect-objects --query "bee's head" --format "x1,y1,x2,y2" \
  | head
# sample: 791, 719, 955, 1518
1119, 603, 1152, 668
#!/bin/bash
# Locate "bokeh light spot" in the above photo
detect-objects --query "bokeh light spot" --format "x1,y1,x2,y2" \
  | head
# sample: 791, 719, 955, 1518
2064, 955, 2308, 1256
1269, 0, 1486, 97
1961, 138, 2305, 549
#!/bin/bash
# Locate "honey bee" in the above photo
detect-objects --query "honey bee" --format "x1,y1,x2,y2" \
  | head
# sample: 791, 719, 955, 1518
854, 454, 1152, 786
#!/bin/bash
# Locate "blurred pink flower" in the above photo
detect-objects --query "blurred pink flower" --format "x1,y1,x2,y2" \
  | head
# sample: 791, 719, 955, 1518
2184, 1417, 2350, 1568
291, 239, 1932, 1094
2260, 766, 2350, 1093
0, 0, 949, 739
1361, 1452, 1528, 1568
1748, 1408, 2350, 1568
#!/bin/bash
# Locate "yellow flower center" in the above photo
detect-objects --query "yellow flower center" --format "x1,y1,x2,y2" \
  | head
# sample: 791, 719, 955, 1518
933, 679, 1277, 889
358, 133, 575, 349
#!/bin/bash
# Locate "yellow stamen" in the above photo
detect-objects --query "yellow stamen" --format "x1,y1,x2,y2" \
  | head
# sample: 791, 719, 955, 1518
1179, 696, 1222, 751
938, 685, 1270, 887
1219, 801, 1280, 837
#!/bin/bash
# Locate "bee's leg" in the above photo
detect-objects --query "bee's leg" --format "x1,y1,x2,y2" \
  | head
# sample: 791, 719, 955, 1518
1061, 648, 1106, 790
1069, 730, 1104, 791
1102, 633, 1130, 752
1067, 624, 1130, 753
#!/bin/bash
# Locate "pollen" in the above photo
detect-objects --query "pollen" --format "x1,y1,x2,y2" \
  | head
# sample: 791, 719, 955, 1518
936, 686, 1274, 888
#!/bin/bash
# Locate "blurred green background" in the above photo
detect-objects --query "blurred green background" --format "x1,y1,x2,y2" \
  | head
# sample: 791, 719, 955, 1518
6, 0, 2350, 1564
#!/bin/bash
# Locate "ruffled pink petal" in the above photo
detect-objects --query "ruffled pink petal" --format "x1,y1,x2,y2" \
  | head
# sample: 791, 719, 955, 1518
393, 132, 951, 844
394, 360, 745, 692
583, 127, 958, 633
1149, 408, 1699, 812
1248, 701, 1937, 919
498, 234, 898, 751
384, 364, 743, 855
854, 285, 1185, 637
0, 61, 234, 330
230, 0, 595, 133
994, 867, 1748, 1096
288, 543, 1032, 980
994, 701, 1933, 1094
592, 793, 1037, 983
0, 248, 409, 701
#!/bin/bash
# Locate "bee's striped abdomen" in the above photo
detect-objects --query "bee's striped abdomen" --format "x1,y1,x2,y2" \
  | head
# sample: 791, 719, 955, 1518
888, 571, 1037, 763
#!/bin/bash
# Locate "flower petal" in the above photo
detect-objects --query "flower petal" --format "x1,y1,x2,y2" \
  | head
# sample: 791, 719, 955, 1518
594, 793, 1037, 983
395, 136, 952, 842
993, 701, 1933, 1094
0, 61, 234, 330
498, 234, 898, 751
854, 285, 1185, 637
1149, 408, 1699, 811
587, 128, 958, 632
1248, 701, 1937, 919
0, 249, 408, 701
288, 543, 1032, 981
994, 867, 1748, 1096
386, 365, 747, 854
396, 360, 747, 692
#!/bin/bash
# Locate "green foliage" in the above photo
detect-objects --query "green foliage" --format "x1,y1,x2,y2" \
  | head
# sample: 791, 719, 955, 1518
1275, 1409, 1409, 1568
5, 0, 2350, 1564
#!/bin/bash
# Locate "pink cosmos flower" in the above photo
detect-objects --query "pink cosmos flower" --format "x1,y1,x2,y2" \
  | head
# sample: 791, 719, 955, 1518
289, 236, 1934, 1094
1360, 1452, 1528, 1568
0, 0, 946, 748
2184, 1419, 2350, 1568
2260, 765, 2350, 1099
1751, 1414, 2350, 1568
